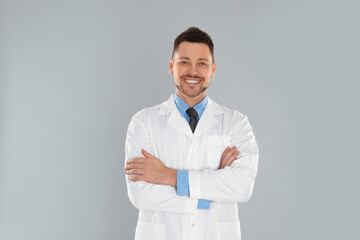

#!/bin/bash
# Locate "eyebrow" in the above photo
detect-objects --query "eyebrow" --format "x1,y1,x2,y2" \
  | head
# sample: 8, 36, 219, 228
177, 57, 210, 62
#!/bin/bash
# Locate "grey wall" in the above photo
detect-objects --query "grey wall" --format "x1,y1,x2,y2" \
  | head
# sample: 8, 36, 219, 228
1, 0, 359, 239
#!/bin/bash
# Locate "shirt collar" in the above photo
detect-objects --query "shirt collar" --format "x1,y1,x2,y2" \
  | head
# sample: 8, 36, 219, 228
174, 93, 208, 119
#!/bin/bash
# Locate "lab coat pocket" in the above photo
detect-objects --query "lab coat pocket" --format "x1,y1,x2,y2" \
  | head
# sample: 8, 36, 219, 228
135, 221, 165, 240
217, 220, 241, 240
207, 135, 231, 168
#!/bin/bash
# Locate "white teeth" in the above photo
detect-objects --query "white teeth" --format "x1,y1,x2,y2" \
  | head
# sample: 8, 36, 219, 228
185, 80, 200, 83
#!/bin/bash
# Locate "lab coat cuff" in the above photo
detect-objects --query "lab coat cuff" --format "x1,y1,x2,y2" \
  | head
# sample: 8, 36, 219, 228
188, 170, 201, 199
177, 170, 190, 196
185, 198, 199, 214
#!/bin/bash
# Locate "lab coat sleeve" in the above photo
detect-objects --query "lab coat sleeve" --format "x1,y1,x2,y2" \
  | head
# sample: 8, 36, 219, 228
188, 112, 259, 203
125, 110, 198, 215
177, 170, 211, 209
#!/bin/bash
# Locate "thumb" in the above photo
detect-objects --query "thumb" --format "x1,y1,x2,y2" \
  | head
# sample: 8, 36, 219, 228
142, 149, 154, 158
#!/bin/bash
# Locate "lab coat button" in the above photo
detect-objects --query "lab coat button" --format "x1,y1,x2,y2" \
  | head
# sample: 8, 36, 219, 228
191, 223, 195, 227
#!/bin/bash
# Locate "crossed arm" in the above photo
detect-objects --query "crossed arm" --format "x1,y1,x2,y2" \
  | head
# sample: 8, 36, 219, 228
124, 147, 240, 187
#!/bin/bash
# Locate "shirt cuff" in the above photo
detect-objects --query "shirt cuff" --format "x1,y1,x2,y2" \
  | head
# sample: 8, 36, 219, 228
177, 170, 190, 196
197, 199, 211, 209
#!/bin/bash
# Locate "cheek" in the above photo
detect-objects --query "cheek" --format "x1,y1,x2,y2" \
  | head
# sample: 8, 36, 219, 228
174, 68, 187, 77
173, 70, 181, 78
200, 69, 213, 79
172, 72, 183, 83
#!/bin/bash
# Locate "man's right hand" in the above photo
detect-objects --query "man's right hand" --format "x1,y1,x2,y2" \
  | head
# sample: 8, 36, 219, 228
219, 146, 239, 169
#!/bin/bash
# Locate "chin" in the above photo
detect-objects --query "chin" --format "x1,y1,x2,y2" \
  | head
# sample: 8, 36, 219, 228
184, 91, 204, 98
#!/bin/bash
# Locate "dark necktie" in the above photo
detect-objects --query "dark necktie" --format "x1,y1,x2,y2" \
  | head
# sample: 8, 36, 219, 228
186, 108, 198, 133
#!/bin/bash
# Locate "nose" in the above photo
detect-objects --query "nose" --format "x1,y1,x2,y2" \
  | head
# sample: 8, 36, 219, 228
187, 64, 198, 76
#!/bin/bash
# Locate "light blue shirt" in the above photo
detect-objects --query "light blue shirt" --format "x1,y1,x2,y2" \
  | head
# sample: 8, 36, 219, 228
174, 93, 211, 210
174, 93, 208, 122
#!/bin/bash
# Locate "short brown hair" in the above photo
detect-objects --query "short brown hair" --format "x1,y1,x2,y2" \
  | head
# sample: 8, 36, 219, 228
172, 27, 214, 62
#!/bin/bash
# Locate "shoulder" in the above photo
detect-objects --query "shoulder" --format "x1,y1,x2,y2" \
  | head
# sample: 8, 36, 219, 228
130, 94, 173, 122
210, 97, 249, 122
127, 104, 161, 133
131, 95, 175, 120
130, 104, 161, 124
134, 104, 161, 116
210, 98, 256, 138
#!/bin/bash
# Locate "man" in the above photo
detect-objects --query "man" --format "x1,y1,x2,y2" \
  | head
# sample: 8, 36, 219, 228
124, 27, 259, 240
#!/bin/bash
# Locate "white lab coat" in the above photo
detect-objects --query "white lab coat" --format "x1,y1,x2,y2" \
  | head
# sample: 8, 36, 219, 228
125, 95, 259, 240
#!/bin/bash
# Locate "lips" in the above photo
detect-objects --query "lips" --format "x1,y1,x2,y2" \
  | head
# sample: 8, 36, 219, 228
183, 77, 202, 85
185, 79, 200, 84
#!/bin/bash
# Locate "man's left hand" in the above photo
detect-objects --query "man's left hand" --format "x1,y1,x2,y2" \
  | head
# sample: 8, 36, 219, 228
124, 149, 177, 187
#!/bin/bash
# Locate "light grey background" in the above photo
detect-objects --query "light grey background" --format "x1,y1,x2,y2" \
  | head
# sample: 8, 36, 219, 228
1, 0, 359, 239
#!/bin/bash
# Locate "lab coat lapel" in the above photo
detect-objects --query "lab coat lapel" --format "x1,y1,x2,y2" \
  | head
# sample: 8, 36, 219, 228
167, 110, 193, 137
159, 95, 193, 137
193, 97, 219, 136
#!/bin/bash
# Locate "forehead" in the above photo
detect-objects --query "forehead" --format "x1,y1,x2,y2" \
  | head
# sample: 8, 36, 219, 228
174, 41, 212, 61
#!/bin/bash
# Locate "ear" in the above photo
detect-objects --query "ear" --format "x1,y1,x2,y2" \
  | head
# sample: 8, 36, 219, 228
210, 62, 216, 79
169, 58, 174, 76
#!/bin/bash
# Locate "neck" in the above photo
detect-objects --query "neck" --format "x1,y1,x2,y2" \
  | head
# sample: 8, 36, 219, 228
175, 89, 207, 107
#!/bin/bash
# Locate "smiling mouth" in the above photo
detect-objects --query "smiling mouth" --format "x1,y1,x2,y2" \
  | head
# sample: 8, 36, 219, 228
183, 78, 201, 84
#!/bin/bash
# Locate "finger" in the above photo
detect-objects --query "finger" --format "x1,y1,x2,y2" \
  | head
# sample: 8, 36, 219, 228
220, 147, 234, 168
220, 147, 235, 165
124, 162, 144, 170
126, 158, 146, 164
125, 168, 144, 175
223, 151, 240, 167
226, 150, 240, 164
222, 146, 237, 162
128, 175, 145, 182
221, 147, 230, 158
142, 149, 155, 158
221, 149, 238, 168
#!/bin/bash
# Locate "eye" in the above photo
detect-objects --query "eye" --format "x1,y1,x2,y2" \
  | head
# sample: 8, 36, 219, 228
179, 61, 189, 65
199, 62, 208, 66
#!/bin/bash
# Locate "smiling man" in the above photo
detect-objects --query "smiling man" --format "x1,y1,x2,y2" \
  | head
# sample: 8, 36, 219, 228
124, 27, 259, 240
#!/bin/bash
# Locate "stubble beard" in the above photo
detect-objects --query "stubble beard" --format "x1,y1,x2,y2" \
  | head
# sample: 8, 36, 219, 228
175, 83, 209, 98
